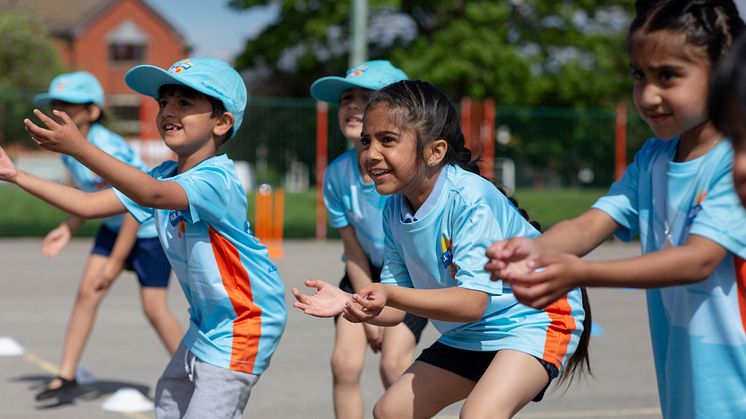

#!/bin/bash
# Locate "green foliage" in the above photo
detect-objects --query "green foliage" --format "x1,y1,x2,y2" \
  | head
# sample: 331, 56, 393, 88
230, 0, 635, 108
0, 9, 63, 144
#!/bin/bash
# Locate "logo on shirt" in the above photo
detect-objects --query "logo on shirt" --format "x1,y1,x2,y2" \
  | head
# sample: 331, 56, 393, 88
440, 233, 455, 276
686, 188, 708, 226
169, 211, 187, 238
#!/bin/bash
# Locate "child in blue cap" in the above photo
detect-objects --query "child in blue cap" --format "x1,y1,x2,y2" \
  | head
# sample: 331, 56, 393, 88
311, 60, 427, 419
31, 71, 182, 401
3, 58, 287, 418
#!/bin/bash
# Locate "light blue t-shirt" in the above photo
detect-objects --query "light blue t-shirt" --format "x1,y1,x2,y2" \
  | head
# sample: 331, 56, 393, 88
381, 164, 585, 368
62, 123, 156, 238
594, 138, 746, 419
323, 149, 387, 267
115, 155, 287, 376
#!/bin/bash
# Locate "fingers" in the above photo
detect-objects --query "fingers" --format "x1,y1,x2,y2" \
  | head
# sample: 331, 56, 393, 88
351, 293, 379, 311
34, 109, 62, 128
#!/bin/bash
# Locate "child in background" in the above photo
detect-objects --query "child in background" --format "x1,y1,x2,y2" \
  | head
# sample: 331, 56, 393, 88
4, 58, 287, 418
486, 2, 746, 418
311, 60, 427, 419
294, 80, 590, 419
31, 71, 182, 401
710, 32, 746, 208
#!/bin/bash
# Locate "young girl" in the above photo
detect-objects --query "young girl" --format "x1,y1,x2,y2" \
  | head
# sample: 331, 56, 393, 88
311, 60, 427, 419
294, 80, 590, 419
31, 71, 182, 401
710, 31, 746, 208
486, 2, 746, 418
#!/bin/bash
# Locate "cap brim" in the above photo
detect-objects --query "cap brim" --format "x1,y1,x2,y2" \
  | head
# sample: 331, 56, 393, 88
125, 65, 202, 99
33, 93, 92, 106
310, 76, 375, 104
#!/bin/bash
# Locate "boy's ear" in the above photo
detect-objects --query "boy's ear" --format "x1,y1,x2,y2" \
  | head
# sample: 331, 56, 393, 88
213, 112, 235, 138
87, 105, 102, 122
426, 139, 448, 167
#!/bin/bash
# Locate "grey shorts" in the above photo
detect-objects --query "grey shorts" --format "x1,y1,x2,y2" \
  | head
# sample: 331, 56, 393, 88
155, 344, 259, 419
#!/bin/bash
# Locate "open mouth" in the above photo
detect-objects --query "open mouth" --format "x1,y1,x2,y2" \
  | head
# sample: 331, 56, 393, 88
368, 167, 391, 179
163, 123, 182, 133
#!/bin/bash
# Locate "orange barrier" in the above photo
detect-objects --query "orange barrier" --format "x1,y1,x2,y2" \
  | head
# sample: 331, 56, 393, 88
253, 184, 285, 260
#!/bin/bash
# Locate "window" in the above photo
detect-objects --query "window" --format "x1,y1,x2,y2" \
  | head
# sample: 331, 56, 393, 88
108, 94, 141, 135
106, 20, 149, 64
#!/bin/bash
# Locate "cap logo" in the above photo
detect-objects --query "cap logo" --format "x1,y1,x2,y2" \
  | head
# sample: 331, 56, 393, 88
346, 65, 368, 78
169, 60, 193, 73
55, 80, 68, 92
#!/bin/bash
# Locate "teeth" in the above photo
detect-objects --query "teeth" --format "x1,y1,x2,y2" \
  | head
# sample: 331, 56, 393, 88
369, 169, 389, 176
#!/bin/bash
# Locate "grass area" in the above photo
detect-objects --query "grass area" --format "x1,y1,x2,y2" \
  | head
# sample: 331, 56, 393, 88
0, 185, 605, 238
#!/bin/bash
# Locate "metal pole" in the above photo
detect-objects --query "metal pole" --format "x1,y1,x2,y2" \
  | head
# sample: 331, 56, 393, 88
350, 0, 368, 67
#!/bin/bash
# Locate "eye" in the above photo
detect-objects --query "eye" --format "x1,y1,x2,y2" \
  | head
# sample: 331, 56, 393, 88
360, 134, 371, 146
659, 70, 676, 82
158, 99, 167, 109
630, 68, 644, 81
178, 98, 191, 107
382, 135, 397, 144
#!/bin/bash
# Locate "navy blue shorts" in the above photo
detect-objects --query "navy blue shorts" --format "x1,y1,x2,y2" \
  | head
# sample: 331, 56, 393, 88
416, 341, 558, 402
91, 225, 171, 288
336, 264, 428, 343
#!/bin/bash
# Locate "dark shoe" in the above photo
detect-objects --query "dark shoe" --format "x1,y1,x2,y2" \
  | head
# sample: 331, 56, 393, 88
35, 376, 78, 401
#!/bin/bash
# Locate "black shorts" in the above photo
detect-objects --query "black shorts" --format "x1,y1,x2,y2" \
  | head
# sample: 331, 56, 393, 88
91, 225, 172, 288
416, 341, 559, 402
336, 265, 428, 344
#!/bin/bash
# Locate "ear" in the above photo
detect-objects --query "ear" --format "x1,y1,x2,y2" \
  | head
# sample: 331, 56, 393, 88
87, 105, 102, 122
425, 139, 448, 167
213, 112, 235, 138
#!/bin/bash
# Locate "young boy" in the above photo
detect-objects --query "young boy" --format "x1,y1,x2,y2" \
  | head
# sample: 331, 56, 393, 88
4, 57, 287, 418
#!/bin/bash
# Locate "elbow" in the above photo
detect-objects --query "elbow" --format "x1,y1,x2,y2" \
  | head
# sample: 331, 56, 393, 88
684, 259, 720, 284
460, 298, 488, 323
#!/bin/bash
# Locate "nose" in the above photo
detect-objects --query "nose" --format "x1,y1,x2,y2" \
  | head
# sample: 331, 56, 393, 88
637, 82, 662, 109
362, 141, 382, 165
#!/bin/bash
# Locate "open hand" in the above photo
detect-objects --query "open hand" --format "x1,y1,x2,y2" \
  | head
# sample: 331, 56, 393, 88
0, 146, 19, 183
24, 109, 87, 155
344, 283, 387, 323
506, 253, 584, 309
485, 236, 542, 281
292, 279, 351, 318
42, 224, 72, 258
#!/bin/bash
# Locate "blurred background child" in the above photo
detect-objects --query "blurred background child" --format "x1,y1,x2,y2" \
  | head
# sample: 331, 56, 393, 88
31, 71, 181, 401
310, 60, 428, 419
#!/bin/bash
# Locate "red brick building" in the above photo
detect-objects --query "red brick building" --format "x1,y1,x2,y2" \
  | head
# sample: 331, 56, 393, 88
1, 0, 189, 140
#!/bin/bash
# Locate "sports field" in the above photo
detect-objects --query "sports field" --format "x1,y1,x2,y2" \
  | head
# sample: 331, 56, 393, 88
0, 238, 660, 419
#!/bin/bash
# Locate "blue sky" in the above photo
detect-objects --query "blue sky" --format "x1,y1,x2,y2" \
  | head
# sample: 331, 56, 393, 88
144, 0, 278, 62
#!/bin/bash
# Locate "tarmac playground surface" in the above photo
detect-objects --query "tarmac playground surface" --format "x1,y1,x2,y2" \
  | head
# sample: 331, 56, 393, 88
0, 238, 662, 418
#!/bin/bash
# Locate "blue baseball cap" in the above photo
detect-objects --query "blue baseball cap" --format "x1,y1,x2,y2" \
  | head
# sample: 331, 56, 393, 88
34, 71, 105, 108
124, 57, 248, 140
310, 60, 408, 104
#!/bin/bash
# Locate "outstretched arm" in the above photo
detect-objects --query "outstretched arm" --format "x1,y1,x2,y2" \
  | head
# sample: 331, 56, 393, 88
507, 234, 728, 309
0, 146, 124, 218
346, 283, 488, 324
24, 109, 188, 210
485, 208, 618, 279
42, 215, 85, 258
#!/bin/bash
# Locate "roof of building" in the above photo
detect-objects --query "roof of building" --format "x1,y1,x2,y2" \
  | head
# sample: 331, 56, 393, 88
0, 0, 184, 41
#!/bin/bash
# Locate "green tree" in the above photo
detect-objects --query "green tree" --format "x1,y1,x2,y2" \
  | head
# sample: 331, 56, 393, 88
230, 0, 634, 107
0, 8, 63, 144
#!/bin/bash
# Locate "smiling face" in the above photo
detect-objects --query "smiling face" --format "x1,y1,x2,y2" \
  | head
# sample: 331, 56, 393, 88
338, 88, 370, 141
629, 30, 712, 141
156, 89, 221, 156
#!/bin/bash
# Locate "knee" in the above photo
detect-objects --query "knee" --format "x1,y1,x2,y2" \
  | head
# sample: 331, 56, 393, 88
379, 354, 409, 384
372, 396, 403, 419
331, 351, 362, 384
75, 285, 103, 306
460, 402, 509, 419
142, 301, 168, 323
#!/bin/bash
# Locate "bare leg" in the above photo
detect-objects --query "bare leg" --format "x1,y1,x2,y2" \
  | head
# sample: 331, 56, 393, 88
47, 254, 110, 389
332, 318, 368, 419
379, 323, 417, 389
460, 350, 549, 419
139, 287, 183, 355
373, 361, 473, 419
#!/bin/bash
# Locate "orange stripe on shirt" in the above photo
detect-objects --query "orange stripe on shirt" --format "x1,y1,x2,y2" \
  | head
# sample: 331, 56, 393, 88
209, 226, 263, 373
542, 295, 576, 368
735, 257, 746, 335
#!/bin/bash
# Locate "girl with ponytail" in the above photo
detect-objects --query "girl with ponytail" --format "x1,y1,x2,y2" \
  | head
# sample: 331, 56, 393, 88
293, 80, 589, 419
487, 1, 746, 418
